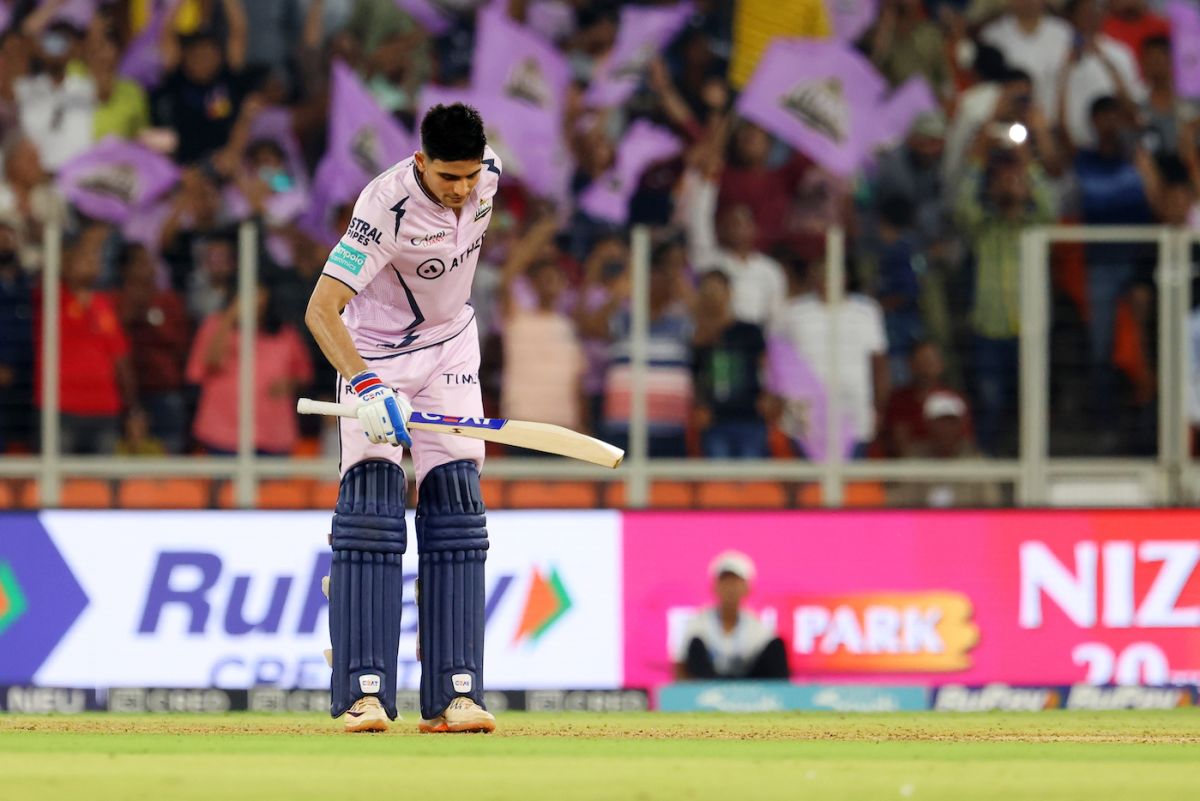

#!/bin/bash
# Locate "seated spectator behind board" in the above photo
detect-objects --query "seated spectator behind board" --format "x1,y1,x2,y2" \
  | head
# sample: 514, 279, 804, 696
888, 391, 1002, 507
185, 279, 312, 455
674, 551, 789, 681
880, 341, 970, 458
692, 271, 771, 459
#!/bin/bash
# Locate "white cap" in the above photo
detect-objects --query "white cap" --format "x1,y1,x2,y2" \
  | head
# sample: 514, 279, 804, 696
709, 550, 756, 582
923, 391, 967, 421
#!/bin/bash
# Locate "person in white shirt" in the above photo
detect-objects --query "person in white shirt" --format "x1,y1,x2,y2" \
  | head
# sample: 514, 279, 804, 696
773, 260, 890, 458
680, 160, 787, 328
980, 0, 1073, 120
14, 22, 95, 173
674, 551, 789, 681
1057, 0, 1144, 149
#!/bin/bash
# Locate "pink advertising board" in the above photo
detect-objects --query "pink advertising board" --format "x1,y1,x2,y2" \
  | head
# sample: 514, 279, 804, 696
622, 511, 1200, 689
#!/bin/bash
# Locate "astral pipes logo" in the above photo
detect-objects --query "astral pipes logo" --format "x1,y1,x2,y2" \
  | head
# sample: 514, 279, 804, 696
0, 561, 28, 636
512, 567, 572, 646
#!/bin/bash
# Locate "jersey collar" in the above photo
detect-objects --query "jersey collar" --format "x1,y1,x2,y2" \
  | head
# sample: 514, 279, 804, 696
411, 163, 444, 207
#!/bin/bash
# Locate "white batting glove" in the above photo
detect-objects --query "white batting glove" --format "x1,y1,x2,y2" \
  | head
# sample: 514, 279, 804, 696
349, 371, 413, 447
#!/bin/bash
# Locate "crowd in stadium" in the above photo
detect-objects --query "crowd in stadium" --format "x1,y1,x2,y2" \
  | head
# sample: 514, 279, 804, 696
0, 0, 1193, 464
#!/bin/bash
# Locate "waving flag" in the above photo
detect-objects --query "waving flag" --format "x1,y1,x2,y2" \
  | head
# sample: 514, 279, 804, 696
1168, 0, 1200, 99
119, 0, 183, 89
869, 75, 938, 151
419, 85, 566, 200
826, 0, 877, 43
579, 121, 682, 223
393, 0, 451, 35
738, 38, 928, 175
765, 335, 857, 461
57, 137, 180, 224
472, 7, 571, 117
586, 2, 693, 107
54, 0, 96, 28
306, 62, 416, 242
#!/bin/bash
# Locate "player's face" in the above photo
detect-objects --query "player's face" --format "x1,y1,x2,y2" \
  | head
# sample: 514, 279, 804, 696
417, 154, 483, 209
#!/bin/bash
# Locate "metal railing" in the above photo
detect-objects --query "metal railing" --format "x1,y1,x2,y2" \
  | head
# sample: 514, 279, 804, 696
2, 222, 1194, 508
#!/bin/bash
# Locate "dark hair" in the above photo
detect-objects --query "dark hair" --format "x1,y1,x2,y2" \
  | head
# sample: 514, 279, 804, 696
247, 139, 286, 163
651, 239, 682, 268
973, 45, 1008, 83
1089, 94, 1120, 119
1001, 67, 1032, 86
1157, 154, 1192, 188
878, 196, 915, 229
698, 269, 731, 290
420, 104, 487, 163
180, 28, 222, 49
1142, 34, 1171, 54
118, 243, 150, 278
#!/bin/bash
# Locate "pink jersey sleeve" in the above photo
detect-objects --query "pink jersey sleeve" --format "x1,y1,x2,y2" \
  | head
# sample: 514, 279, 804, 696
321, 171, 404, 294
479, 146, 502, 201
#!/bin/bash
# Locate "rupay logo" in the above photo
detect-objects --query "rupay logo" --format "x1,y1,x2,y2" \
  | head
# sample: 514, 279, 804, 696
512, 567, 572, 646
0, 561, 29, 636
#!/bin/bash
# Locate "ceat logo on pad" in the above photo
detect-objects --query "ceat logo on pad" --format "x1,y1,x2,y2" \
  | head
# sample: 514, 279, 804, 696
452, 673, 472, 693
792, 591, 979, 672
0, 562, 28, 636
358, 675, 381, 693
513, 567, 572, 646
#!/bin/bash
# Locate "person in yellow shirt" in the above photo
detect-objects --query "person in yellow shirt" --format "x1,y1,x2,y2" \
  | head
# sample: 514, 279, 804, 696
729, 0, 831, 88
80, 31, 151, 141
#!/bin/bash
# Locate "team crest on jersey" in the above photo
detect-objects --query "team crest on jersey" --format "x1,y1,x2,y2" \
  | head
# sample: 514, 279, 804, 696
474, 200, 492, 222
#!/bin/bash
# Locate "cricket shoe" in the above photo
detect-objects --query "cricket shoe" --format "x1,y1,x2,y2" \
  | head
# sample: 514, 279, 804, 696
418, 697, 496, 734
343, 696, 390, 733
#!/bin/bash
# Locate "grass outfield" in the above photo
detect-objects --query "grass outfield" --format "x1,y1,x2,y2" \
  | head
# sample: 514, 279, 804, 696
2, 711, 1199, 801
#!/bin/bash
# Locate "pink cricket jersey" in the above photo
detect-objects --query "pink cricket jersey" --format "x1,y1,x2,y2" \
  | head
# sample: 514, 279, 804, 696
321, 146, 502, 357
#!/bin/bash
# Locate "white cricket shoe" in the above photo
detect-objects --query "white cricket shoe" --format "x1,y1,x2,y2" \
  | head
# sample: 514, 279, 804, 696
418, 697, 496, 734
343, 696, 390, 733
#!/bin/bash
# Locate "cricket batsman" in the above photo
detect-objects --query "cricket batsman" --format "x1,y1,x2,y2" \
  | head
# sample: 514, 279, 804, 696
305, 104, 500, 734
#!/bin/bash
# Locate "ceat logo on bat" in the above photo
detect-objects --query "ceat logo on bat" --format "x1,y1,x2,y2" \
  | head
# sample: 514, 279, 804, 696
790, 591, 979, 672
513, 566, 572, 646
0, 561, 29, 636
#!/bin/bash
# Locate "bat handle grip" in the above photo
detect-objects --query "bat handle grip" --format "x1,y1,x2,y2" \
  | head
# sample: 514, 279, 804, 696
296, 398, 358, 418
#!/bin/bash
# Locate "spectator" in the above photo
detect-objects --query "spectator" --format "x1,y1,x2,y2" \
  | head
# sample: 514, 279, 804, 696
868, 0, 952, 96
1137, 36, 1197, 159
35, 223, 136, 455
116, 407, 167, 456
955, 133, 1055, 455
980, 0, 1073, 120
692, 271, 771, 459
1069, 95, 1157, 441
153, 3, 249, 164
241, 0, 304, 84
718, 120, 812, 256
674, 551, 789, 681
185, 229, 239, 321
682, 148, 787, 328
160, 167, 228, 293
1057, 0, 1143, 150
601, 247, 694, 458
888, 391, 1002, 507
0, 137, 71, 270
873, 110, 950, 249
0, 220, 31, 451
80, 28, 150, 141
185, 280, 312, 455
875, 197, 925, 385
14, 21, 94, 171
499, 217, 585, 433
117, 243, 191, 453
881, 341, 971, 458
1102, 0, 1171, 60
577, 235, 634, 432
773, 260, 889, 459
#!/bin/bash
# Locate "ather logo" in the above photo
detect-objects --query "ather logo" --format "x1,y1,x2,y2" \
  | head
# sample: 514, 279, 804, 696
0, 561, 28, 636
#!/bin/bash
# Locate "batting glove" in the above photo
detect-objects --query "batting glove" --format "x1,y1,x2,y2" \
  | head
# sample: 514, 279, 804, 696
349, 370, 413, 448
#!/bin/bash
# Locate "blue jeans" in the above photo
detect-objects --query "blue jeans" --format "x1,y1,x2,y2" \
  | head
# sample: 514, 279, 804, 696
972, 335, 1019, 455
702, 420, 769, 459
141, 390, 187, 454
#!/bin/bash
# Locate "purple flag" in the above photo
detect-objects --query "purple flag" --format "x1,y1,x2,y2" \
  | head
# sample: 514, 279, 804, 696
1168, 0, 1200, 99
869, 76, 938, 151
393, 0, 451, 35
419, 85, 566, 199
472, 7, 571, 117
737, 39, 899, 175
308, 61, 416, 237
579, 121, 681, 223
586, 2, 693, 108
57, 137, 180, 224
826, 0, 877, 44
765, 335, 857, 461
119, 0, 183, 89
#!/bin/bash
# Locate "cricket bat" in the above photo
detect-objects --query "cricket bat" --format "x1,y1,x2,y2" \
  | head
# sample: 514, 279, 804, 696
297, 399, 624, 469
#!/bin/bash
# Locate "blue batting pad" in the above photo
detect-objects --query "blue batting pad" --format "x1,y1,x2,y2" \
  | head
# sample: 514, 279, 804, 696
329, 459, 407, 719
415, 459, 489, 720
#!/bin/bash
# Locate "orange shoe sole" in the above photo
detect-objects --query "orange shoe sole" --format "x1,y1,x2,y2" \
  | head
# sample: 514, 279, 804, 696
418, 719, 495, 734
